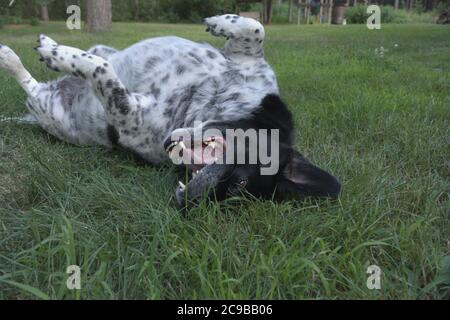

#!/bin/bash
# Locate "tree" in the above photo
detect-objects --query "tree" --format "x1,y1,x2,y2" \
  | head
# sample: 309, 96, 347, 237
288, 0, 293, 23
36, 0, 54, 22
86, 0, 112, 32
263, 0, 274, 24
134, 0, 140, 20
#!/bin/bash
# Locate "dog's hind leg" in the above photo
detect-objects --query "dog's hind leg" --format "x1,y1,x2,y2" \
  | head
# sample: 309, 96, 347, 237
0, 44, 39, 96
0, 43, 110, 146
0, 43, 43, 125
204, 14, 265, 59
87, 45, 118, 60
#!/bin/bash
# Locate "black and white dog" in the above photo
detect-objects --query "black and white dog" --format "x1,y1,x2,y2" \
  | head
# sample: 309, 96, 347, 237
0, 15, 340, 206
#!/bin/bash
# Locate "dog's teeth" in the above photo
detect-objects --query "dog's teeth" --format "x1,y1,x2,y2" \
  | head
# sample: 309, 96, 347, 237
209, 142, 216, 149
178, 181, 186, 190
179, 141, 187, 150
192, 171, 197, 177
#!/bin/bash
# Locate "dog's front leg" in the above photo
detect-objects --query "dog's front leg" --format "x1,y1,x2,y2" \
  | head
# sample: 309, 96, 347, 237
35, 35, 155, 132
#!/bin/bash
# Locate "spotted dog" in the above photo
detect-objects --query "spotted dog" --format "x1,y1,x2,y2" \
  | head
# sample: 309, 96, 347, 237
0, 15, 341, 206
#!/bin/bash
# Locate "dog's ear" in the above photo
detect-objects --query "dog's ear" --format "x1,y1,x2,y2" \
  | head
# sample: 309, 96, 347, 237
277, 149, 341, 198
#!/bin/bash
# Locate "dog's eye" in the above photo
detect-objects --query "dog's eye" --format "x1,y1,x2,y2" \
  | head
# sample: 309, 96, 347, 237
237, 179, 248, 188
227, 179, 248, 196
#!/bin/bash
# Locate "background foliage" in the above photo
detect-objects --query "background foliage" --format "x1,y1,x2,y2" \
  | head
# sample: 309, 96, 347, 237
0, 0, 444, 26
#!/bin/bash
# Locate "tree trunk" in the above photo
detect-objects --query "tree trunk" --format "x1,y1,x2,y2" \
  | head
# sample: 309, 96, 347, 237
86, 0, 112, 32
264, 0, 274, 24
288, 0, 293, 23
134, 0, 140, 21
40, 5, 49, 22
394, 0, 399, 9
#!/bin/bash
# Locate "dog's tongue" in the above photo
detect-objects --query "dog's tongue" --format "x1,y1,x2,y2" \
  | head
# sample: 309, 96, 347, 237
193, 139, 225, 165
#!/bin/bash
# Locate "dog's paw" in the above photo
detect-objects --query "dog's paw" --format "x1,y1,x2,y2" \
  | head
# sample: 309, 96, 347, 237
203, 14, 264, 41
37, 34, 58, 47
0, 44, 25, 76
35, 34, 107, 78
35, 34, 66, 72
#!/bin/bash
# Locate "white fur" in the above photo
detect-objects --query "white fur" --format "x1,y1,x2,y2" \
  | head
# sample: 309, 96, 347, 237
0, 15, 279, 164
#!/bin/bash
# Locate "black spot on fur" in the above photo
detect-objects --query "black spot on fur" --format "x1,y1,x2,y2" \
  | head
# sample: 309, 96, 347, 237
97, 81, 104, 97
161, 74, 170, 83
145, 57, 161, 70
188, 52, 203, 64
107, 125, 120, 145
150, 83, 161, 99
206, 50, 217, 59
112, 87, 131, 115
176, 64, 186, 75
74, 69, 86, 79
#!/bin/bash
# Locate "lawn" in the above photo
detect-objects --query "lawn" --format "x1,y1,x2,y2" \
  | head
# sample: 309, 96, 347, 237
0, 22, 449, 300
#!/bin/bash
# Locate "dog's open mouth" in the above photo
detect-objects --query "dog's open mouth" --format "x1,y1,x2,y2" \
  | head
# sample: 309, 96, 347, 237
164, 136, 227, 190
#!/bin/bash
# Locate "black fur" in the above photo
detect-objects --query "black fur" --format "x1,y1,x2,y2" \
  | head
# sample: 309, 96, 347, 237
107, 125, 119, 146
175, 94, 341, 206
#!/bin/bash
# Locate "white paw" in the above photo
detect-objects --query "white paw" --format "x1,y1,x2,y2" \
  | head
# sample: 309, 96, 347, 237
38, 34, 58, 47
0, 44, 25, 76
204, 14, 265, 41
36, 34, 106, 78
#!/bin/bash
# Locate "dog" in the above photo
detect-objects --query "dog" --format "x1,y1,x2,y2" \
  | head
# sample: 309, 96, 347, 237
0, 15, 341, 206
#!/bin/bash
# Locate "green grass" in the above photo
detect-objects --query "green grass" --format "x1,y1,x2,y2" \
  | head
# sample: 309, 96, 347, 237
0, 22, 449, 300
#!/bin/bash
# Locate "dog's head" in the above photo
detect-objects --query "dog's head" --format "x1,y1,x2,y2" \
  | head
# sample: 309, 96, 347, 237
164, 95, 341, 207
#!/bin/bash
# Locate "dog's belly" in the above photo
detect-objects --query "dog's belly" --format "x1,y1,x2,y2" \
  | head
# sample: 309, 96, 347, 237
112, 36, 277, 120
109, 37, 227, 93
105, 37, 278, 163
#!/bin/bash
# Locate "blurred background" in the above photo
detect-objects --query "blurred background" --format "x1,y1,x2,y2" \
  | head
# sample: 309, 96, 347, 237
0, 0, 449, 31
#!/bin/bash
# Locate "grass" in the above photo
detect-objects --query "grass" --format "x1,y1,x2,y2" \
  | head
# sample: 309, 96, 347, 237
0, 22, 449, 300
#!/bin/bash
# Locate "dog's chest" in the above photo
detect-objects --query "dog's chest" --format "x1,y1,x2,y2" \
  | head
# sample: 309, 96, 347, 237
112, 37, 277, 115
109, 36, 278, 163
